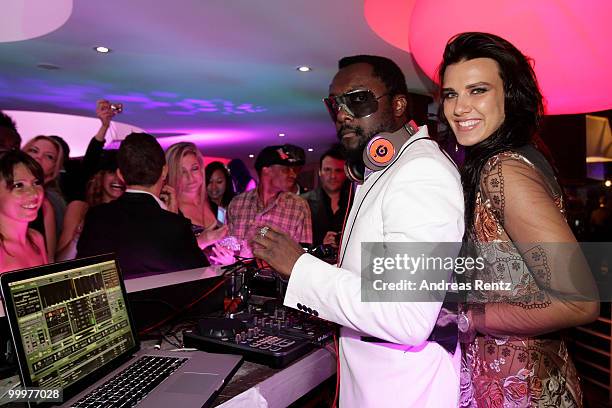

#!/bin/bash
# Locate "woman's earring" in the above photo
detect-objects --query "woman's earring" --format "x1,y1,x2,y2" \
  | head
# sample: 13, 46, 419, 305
455, 143, 459, 153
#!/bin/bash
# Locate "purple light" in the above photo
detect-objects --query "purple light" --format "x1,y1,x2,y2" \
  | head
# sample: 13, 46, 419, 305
141, 101, 172, 109
105, 93, 152, 103
0, 77, 267, 117
151, 129, 257, 149
150, 91, 179, 98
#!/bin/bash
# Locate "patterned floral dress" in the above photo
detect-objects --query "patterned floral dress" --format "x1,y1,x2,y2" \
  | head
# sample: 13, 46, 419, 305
460, 147, 584, 408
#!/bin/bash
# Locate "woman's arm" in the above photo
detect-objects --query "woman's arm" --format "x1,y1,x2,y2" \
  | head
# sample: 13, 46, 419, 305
197, 224, 228, 249
470, 157, 599, 338
56, 200, 88, 260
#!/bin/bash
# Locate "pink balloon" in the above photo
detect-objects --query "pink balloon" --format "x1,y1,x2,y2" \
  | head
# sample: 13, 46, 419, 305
364, 0, 416, 52
366, 0, 612, 115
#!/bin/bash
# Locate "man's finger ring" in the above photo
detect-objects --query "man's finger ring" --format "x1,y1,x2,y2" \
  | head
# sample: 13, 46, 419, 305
259, 226, 270, 238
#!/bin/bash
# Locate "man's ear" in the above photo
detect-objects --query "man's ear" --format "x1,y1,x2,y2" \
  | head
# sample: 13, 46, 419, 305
392, 94, 408, 118
161, 165, 169, 183
116, 169, 125, 184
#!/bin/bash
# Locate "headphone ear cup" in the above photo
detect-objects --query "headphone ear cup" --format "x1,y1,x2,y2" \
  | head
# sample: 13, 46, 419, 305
344, 161, 364, 184
367, 137, 395, 166
362, 124, 419, 172
364, 133, 399, 171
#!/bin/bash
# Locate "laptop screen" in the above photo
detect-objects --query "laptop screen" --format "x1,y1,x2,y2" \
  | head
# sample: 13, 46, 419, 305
2, 256, 136, 389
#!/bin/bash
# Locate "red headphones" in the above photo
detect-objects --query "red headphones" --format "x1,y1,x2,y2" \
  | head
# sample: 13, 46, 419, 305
344, 121, 419, 183
363, 120, 418, 171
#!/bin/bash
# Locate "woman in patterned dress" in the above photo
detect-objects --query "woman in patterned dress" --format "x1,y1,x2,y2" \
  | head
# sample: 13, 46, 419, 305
438, 32, 599, 407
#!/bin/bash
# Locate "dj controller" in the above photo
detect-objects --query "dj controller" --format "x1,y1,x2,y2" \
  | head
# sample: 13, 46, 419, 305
183, 300, 336, 368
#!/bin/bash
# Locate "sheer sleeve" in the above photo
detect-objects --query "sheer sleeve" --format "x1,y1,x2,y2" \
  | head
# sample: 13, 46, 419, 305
472, 155, 598, 338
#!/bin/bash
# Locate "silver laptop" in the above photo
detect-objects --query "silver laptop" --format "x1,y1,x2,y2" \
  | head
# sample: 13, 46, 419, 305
0, 254, 242, 407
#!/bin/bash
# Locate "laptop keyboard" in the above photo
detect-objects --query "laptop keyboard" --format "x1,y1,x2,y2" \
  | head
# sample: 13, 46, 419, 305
70, 355, 188, 407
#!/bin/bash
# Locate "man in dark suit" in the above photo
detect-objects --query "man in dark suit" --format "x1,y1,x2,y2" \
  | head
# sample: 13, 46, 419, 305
77, 132, 208, 278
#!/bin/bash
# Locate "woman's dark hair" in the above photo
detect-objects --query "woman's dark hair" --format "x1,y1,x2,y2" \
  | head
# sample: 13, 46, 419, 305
85, 170, 112, 207
205, 161, 235, 208
84, 150, 119, 207
227, 159, 254, 194
437, 32, 545, 237
0, 150, 45, 252
0, 150, 45, 190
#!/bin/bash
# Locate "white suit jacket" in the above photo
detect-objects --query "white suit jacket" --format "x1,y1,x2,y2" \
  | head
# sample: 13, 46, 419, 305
284, 126, 465, 407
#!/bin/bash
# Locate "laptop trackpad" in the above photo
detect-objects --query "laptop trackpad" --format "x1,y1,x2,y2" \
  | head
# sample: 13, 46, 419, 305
164, 373, 221, 394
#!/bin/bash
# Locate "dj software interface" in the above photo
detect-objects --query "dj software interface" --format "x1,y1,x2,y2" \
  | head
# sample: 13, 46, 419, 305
7, 261, 135, 388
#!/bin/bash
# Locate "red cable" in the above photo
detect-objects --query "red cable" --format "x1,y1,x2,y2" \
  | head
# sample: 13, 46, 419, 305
224, 296, 242, 313
330, 182, 352, 407
328, 183, 354, 407
332, 332, 340, 408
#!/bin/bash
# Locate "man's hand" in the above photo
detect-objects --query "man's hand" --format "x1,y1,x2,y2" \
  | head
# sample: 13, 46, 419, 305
251, 226, 305, 278
160, 184, 178, 213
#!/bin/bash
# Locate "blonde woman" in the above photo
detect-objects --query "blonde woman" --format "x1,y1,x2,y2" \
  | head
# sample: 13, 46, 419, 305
165, 142, 227, 248
23, 135, 65, 261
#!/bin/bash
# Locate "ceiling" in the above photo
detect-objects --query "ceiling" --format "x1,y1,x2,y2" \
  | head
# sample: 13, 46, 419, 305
3, 0, 610, 165
0, 0, 433, 163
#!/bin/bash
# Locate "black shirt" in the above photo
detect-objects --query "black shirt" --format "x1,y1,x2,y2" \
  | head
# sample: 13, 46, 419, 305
301, 182, 352, 247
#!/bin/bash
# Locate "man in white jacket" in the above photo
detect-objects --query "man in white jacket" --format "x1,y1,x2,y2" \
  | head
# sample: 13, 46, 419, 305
253, 55, 464, 407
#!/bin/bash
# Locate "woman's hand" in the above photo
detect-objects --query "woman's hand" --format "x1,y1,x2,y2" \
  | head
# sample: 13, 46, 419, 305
96, 99, 115, 129
197, 225, 228, 248
209, 243, 236, 265
160, 185, 178, 213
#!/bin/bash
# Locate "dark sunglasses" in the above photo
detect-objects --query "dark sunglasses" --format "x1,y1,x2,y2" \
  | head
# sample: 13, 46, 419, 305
323, 89, 389, 121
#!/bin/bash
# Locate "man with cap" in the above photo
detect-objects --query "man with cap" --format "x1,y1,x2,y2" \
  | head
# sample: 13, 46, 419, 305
281, 143, 307, 194
225, 145, 312, 256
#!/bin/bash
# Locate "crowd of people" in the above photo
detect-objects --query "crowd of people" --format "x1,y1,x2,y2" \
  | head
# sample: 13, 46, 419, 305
0, 31, 603, 407
0, 101, 339, 276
